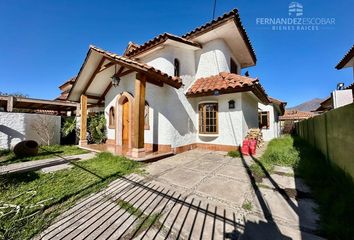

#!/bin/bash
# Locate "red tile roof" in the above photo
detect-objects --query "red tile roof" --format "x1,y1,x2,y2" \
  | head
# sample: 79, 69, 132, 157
186, 72, 269, 104
125, 33, 201, 57
279, 110, 315, 121
336, 45, 354, 69
58, 76, 76, 90
182, 9, 256, 64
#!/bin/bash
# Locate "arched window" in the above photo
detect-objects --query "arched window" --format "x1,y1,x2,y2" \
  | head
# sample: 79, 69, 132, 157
108, 106, 115, 128
174, 58, 180, 77
144, 101, 150, 130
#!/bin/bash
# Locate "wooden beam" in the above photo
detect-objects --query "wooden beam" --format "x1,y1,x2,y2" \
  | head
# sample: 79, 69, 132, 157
97, 61, 115, 74
97, 66, 126, 104
79, 95, 88, 146
132, 73, 146, 157
86, 94, 101, 100
82, 57, 106, 94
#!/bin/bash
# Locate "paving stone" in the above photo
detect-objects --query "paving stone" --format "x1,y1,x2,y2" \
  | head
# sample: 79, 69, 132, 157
261, 175, 311, 194
215, 164, 250, 182
184, 158, 224, 172
159, 167, 206, 189
144, 162, 175, 176
273, 165, 294, 175
259, 188, 299, 224
196, 176, 251, 205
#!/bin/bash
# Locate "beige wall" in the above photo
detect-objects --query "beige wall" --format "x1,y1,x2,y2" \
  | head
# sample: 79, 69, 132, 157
296, 103, 354, 179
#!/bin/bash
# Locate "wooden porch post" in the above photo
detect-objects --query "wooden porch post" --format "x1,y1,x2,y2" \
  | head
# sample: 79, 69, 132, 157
131, 73, 146, 158
79, 94, 88, 146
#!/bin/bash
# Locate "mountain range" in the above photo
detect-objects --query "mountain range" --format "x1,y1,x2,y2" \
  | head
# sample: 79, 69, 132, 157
287, 98, 324, 112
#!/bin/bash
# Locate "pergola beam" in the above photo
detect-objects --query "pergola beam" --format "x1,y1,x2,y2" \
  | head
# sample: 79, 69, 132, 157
82, 57, 106, 94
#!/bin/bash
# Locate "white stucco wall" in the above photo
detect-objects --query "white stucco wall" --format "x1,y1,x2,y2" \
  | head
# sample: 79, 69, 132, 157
103, 39, 257, 149
105, 72, 197, 148
193, 92, 256, 146
195, 39, 240, 79
258, 103, 281, 141
0, 112, 61, 149
241, 93, 259, 139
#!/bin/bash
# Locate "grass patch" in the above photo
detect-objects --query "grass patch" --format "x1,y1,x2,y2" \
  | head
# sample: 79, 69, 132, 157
0, 152, 140, 240
227, 150, 241, 158
0, 145, 89, 165
249, 135, 299, 180
293, 136, 354, 240
242, 200, 253, 211
116, 199, 162, 238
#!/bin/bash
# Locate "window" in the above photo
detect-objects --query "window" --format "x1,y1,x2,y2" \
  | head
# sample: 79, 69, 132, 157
258, 111, 269, 129
228, 100, 235, 109
108, 106, 115, 128
174, 58, 180, 77
144, 101, 150, 130
230, 58, 238, 74
199, 103, 218, 134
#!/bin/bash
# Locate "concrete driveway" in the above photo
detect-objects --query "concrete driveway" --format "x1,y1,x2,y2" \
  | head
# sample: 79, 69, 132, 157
38, 149, 323, 240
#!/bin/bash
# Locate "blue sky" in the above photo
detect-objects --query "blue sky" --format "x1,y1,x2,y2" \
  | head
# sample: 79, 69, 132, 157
0, 0, 353, 107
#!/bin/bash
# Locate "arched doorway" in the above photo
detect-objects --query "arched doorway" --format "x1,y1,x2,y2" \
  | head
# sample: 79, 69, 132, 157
116, 92, 134, 149
122, 98, 130, 147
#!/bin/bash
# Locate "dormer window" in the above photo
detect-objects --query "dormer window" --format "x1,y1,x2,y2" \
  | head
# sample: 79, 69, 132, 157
174, 58, 180, 77
230, 58, 238, 74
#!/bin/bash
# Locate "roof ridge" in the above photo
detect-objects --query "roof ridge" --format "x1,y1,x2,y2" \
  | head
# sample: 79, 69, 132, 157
125, 32, 200, 57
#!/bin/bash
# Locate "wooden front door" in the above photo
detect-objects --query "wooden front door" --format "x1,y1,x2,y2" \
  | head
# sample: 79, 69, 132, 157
122, 99, 130, 145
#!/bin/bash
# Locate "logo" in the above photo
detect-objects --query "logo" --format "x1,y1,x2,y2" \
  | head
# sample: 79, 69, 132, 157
289, 2, 303, 17
255, 1, 335, 31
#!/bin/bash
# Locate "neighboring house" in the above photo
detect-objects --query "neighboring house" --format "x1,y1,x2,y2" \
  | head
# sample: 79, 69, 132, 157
65, 9, 276, 158
280, 110, 315, 133
258, 97, 286, 141
316, 45, 354, 112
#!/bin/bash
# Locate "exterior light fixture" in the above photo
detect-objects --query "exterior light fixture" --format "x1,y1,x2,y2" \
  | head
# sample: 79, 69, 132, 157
337, 82, 344, 90
111, 64, 120, 88
228, 100, 235, 109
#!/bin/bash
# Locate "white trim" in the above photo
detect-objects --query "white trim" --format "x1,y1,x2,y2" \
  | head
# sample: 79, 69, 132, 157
198, 133, 219, 137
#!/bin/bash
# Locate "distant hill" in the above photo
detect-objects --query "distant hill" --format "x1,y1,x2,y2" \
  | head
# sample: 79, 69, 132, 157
287, 98, 324, 112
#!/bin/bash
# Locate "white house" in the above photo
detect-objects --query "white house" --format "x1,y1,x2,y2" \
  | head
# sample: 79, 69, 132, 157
66, 9, 283, 158
258, 97, 286, 141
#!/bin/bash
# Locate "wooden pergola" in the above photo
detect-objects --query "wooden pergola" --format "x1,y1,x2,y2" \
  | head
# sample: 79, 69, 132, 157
0, 95, 77, 113
68, 46, 182, 158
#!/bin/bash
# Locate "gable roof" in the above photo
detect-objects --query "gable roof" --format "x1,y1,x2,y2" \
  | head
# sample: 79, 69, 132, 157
336, 45, 354, 69
269, 97, 287, 115
67, 45, 182, 102
186, 72, 269, 104
182, 9, 256, 64
125, 33, 202, 57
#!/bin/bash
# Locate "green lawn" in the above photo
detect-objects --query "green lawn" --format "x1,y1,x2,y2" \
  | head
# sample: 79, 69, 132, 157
249, 135, 300, 179
0, 145, 89, 165
0, 152, 141, 240
249, 135, 354, 240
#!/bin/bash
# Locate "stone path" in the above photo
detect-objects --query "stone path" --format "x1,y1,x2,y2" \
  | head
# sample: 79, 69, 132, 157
0, 153, 95, 175
37, 149, 324, 240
